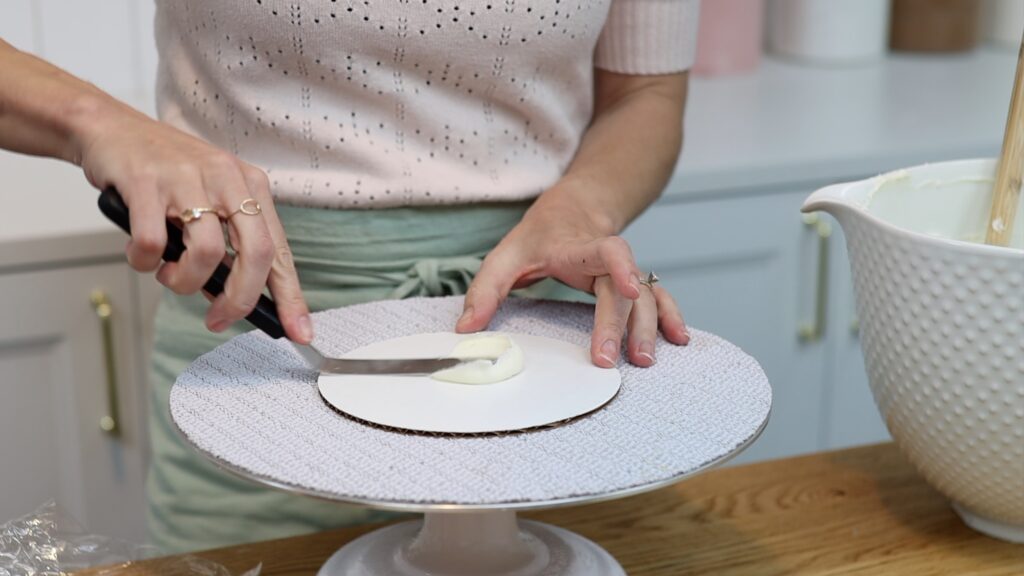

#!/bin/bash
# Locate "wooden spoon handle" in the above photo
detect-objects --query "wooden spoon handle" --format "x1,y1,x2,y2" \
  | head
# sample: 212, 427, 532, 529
987, 34, 1024, 247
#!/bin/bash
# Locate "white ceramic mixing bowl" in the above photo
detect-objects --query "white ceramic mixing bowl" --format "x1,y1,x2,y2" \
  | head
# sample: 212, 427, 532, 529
803, 158, 1024, 543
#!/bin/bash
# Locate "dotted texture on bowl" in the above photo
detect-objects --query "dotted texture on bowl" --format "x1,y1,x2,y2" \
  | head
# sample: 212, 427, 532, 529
847, 217, 1024, 524
170, 297, 771, 508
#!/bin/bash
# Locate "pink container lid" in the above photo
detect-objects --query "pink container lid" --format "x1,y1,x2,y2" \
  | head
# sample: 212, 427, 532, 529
693, 0, 764, 76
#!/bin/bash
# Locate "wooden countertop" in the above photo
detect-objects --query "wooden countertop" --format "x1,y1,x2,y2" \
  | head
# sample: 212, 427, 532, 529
78, 443, 1022, 575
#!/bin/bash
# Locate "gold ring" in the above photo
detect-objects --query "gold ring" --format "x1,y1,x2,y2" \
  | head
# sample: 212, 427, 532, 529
179, 207, 217, 224
639, 271, 659, 289
230, 198, 262, 217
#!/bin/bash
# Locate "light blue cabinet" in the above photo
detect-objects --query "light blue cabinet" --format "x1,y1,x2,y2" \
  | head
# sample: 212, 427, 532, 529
823, 225, 890, 449
624, 189, 825, 462
624, 186, 889, 463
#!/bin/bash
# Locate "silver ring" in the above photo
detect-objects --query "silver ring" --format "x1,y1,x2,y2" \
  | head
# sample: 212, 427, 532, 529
639, 271, 659, 289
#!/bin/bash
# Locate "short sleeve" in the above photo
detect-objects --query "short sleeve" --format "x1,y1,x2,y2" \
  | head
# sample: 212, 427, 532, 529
594, 0, 701, 75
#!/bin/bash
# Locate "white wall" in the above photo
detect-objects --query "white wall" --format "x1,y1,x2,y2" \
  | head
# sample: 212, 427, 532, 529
0, 2, 159, 240
0, 0, 158, 114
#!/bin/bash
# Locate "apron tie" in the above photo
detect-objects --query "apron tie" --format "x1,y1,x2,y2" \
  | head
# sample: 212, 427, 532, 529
392, 256, 482, 298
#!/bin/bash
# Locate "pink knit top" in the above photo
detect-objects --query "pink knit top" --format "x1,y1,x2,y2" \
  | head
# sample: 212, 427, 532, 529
154, 0, 699, 208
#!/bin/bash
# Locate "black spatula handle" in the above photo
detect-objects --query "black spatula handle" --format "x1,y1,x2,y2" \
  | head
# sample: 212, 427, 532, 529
98, 187, 287, 339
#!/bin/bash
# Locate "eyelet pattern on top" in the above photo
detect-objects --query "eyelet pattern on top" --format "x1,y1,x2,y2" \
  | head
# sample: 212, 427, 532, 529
153, 0, 699, 208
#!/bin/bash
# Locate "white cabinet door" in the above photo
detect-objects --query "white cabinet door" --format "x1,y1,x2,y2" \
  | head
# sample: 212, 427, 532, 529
623, 190, 830, 463
0, 1, 35, 51
0, 262, 148, 541
823, 223, 891, 448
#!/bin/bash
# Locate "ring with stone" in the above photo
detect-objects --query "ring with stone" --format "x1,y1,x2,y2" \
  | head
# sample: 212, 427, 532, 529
639, 271, 659, 289
179, 206, 218, 224
229, 198, 262, 218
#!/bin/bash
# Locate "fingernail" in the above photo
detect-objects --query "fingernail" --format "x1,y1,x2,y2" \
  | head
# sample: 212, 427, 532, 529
298, 314, 314, 342
209, 318, 229, 333
638, 341, 656, 365
629, 274, 642, 297
599, 339, 618, 366
681, 329, 691, 345
458, 306, 474, 326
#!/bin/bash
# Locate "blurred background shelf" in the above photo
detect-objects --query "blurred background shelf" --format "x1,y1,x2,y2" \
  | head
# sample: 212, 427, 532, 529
675, 48, 1013, 198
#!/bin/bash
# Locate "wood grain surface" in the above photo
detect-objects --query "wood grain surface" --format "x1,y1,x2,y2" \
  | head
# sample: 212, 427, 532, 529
75, 444, 1023, 576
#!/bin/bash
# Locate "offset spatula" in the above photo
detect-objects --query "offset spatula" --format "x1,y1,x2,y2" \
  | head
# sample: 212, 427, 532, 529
97, 188, 492, 375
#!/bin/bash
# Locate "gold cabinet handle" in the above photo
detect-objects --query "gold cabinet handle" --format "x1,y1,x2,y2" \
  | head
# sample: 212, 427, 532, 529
799, 214, 832, 343
90, 290, 121, 437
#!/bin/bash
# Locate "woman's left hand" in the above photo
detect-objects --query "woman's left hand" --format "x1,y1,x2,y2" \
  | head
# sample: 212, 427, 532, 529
456, 196, 689, 368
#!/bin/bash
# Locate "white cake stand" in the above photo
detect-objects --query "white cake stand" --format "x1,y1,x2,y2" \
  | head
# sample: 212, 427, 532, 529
170, 297, 772, 576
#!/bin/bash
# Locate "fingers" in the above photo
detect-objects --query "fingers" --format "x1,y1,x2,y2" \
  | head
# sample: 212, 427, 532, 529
652, 284, 690, 345
202, 165, 276, 333
591, 275, 633, 368
626, 286, 659, 367
599, 237, 642, 300
457, 246, 523, 333
81, 114, 300, 339
148, 156, 281, 337
561, 236, 641, 300
155, 177, 226, 297
241, 165, 313, 344
597, 279, 687, 369
124, 180, 166, 272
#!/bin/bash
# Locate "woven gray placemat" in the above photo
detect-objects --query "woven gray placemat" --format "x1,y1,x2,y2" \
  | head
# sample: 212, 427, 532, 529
171, 296, 771, 509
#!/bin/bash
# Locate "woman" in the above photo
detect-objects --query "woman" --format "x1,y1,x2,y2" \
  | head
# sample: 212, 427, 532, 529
0, 0, 697, 553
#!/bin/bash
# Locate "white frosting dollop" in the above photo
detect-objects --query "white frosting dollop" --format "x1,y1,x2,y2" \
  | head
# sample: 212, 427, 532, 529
430, 333, 524, 385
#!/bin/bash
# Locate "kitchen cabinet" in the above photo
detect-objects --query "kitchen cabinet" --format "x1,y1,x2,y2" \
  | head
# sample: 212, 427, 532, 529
823, 227, 890, 448
624, 189, 829, 462
0, 262, 151, 540
0, 151, 161, 541
624, 184, 891, 464
0, 1, 34, 52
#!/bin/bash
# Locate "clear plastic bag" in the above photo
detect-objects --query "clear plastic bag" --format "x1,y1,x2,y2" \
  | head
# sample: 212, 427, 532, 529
0, 501, 260, 576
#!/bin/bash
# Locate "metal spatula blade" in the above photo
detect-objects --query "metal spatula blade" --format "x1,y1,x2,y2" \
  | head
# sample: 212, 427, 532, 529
98, 187, 492, 376
291, 342, 480, 375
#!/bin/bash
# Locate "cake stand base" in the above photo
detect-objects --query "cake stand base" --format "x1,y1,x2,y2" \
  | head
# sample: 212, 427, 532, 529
317, 510, 626, 576
952, 502, 1024, 543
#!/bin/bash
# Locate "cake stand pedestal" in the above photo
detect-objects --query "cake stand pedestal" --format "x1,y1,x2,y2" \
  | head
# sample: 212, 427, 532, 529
319, 511, 622, 576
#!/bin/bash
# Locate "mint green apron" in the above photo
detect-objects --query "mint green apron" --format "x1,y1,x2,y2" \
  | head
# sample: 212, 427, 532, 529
146, 201, 583, 553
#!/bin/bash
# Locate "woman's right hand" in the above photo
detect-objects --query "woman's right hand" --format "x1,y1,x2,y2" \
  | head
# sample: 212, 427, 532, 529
0, 41, 309, 340
76, 101, 313, 343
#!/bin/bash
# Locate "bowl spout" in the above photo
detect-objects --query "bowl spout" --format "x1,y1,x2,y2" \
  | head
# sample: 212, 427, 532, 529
801, 182, 864, 228
802, 183, 868, 235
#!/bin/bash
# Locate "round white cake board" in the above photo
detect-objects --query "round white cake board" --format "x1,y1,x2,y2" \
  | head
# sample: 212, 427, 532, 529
318, 332, 621, 434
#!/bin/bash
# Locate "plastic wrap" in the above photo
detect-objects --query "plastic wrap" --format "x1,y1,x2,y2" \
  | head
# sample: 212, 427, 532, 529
0, 502, 260, 576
